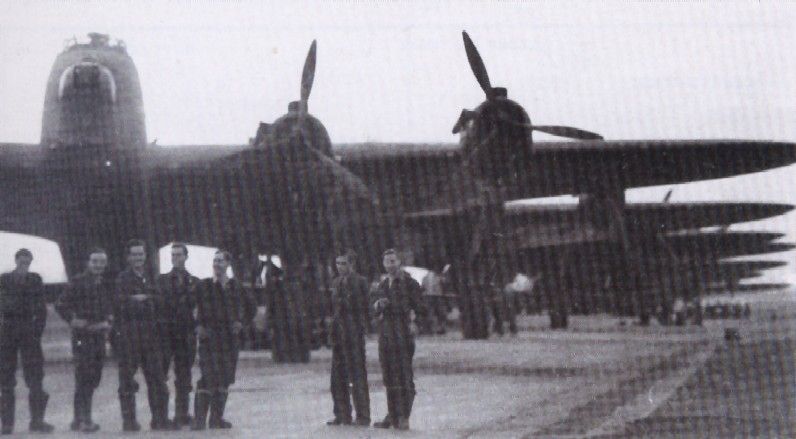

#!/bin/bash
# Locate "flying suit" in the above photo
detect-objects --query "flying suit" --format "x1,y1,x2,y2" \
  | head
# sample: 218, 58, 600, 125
0, 272, 51, 433
155, 268, 198, 425
56, 271, 114, 430
373, 271, 427, 427
114, 268, 170, 428
192, 277, 256, 429
329, 272, 371, 424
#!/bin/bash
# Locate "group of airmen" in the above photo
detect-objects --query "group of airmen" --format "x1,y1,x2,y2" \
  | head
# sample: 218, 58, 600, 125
0, 242, 427, 434
326, 248, 427, 430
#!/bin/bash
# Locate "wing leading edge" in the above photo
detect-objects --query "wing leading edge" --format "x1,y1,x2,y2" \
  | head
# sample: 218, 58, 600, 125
0, 143, 58, 239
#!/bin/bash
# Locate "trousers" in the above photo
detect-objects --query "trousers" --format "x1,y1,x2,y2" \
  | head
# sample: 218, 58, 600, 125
378, 338, 415, 424
330, 338, 369, 422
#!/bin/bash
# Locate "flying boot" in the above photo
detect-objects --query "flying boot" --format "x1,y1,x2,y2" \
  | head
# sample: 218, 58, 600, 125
28, 390, 54, 433
173, 389, 192, 427
190, 390, 210, 430
81, 390, 100, 433
149, 388, 178, 431
119, 392, 140, 432
70, 391, 84, 431
208, 390, 232, 429
0, 390, 14, 435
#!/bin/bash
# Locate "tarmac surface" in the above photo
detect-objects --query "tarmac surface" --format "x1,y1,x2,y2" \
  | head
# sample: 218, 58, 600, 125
3, 295, 794, 438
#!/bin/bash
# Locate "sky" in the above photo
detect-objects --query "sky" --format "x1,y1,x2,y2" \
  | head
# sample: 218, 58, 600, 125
1, 1, 795, 282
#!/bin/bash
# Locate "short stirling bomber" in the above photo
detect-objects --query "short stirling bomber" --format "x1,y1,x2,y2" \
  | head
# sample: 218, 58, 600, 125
1, 32, 794, 338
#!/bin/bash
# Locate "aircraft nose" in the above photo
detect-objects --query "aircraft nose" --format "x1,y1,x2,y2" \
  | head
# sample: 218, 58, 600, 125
58, 61, 117, 103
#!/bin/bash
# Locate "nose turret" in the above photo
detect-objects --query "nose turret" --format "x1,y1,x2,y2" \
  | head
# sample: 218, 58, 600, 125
42, 32, 146, 149
58, 60, 117, 103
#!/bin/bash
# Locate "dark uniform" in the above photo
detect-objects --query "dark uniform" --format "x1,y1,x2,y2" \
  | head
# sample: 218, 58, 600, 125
0, 272, 49, 433
373, 272, 427, 428
193, 278, 256, 429
155, 268, 198, 424
114, 268, 170, 428
56, 271, 114, 429
329, 273, 370, 424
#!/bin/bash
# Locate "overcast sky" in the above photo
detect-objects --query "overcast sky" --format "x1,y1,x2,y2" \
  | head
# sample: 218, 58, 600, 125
1, 1, 795, 283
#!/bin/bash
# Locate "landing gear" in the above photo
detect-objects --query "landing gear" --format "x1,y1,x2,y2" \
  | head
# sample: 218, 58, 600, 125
267, 273, 311, 363
230, 252, 311, 363
458, 282, 491, 340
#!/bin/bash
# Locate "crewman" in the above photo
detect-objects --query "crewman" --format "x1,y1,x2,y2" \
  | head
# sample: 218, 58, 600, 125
372, 249, 427, 430
0, 249, 54, 434
326, 251, 370, 427
56, 247, 114, 433
114, 239, 174, 431
191, 250, 256, 430
155, 243, 199, 427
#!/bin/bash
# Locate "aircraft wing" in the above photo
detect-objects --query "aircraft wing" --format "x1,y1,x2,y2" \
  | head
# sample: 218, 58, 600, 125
337, 139, 796, 203
704, 282, 790, 295
515, 230, 791, 260
139, 144, 250, 249
529, 139, 796, 196
0, 143, 59, 239
405, 201, 794, 250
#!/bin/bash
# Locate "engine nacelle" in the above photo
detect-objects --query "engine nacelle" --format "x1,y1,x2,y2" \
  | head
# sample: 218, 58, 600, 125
453, 88, 533, 188
254, 101, 332, 158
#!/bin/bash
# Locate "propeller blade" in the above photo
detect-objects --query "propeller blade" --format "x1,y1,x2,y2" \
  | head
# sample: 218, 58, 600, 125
532, 125, 603, 140
452, 109, 476, 134
462, 31, 492, 97
300, 40, 317, 111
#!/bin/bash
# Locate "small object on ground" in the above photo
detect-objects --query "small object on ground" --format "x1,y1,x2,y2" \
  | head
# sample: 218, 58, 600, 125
724, 328, 741, 342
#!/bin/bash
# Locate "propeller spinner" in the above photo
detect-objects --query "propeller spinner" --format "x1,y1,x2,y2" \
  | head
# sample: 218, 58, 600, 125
455, 31, 602, 141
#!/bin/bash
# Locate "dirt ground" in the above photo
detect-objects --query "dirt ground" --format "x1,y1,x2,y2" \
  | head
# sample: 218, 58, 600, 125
2, 293, 792, 438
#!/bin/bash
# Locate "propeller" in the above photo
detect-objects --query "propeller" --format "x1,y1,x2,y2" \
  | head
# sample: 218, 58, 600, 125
460, 31, 603, 141
299, 40, 317, 114
532, 125, 603, 141
292, 41, 375, 203
462, 31, 492, 98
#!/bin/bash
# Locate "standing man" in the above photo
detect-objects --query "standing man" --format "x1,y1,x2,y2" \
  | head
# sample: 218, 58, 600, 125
372, 249, 427, 430
191, 251, 256, 430
155, 243, 198, 427
114, 239, 174, 431
56, 248, 114, 433
0, 249, 54, 434
326, 251, 370, 427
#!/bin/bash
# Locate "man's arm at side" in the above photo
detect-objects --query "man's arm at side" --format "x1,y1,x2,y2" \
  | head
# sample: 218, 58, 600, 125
241, 285, 258, 324
356, 275, 372, 332
33, 274, 47, 331
114, 274, 138, 316
55, 281, 75, 323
